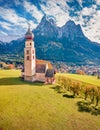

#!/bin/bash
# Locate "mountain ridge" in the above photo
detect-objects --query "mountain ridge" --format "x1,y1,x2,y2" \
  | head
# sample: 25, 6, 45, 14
0, 16, 100, 65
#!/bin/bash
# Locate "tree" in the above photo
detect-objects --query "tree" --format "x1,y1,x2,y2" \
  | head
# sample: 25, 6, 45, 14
76, 70, 85, 75
70, 81, 82, 96
90, 87, 98, 104
95, 87, 100, 106
84, 85, 92, 100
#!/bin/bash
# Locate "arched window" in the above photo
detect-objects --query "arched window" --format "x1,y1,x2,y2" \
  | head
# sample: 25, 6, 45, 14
26, 50, 29, 54
27, 56, 29, 60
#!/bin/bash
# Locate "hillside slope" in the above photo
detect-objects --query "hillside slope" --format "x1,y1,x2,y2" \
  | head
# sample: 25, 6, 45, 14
0, 69, 100, 130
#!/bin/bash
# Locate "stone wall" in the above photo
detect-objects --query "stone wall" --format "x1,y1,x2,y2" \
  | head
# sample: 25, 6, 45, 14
35, 73, 45, 82
24, 75, 33, 81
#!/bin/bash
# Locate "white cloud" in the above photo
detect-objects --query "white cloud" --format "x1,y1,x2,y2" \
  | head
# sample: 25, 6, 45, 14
0, 31, 8, 35
0, 6, 36, 35
81, 5, 96, 16
96, 0, 100, 5
28, 20, 37, 29
40, 0, 70, 26
0, 7, 27, 25
23, 1, 43, 23
0, 6, 37, 41
78, 0, 82, 7
0, 34, 22, 42
0, 21, 12, 30
69, 4, 100, 43
14, 0, 21, 6
84, 10, 100, 43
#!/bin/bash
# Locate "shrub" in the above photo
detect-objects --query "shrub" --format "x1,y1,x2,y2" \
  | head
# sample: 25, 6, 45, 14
56, 76, 82, 96
77, 100, 91, 112
63, 91, 75, 98
56, 76, 71, 93
91, 106, 100, 115
70, 81, 82, 97
83, 85, 97, 101
77, 100, 100, 115
95, 87, 100, 106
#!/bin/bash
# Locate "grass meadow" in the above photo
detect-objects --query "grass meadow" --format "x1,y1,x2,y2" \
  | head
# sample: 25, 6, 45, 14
0, 69, 100, 130
57, 73, 100, 87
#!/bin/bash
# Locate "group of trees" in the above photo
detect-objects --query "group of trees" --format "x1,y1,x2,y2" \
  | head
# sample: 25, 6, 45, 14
56, 75, 100, 106
0, 62, 15, 69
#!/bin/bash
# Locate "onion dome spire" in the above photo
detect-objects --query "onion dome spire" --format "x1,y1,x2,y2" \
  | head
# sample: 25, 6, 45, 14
25, 23, 34, 40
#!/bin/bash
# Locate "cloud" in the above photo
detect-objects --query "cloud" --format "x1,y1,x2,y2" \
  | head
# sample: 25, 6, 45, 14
40, 0, 70, 26
0, 6, 36, 35
0, 7, 27, 25
0, 31, 8, 35
0, 21, 12, 30
23, 1, 43, 23
14, 0, 21, 6
81, 5, 96, 16
96, 0, 100, 5
71, 4, 100, 43
84, 10, 100, 43
78, 0, 82, 7
83, 7, 100, 43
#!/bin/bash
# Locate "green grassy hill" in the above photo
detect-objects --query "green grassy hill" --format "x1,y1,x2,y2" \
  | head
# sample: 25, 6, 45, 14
57, 73, 100, 86
0, 70, 100, 130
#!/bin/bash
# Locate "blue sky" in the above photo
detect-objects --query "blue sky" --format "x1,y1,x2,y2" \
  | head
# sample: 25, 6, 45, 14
0, 0, 100, 43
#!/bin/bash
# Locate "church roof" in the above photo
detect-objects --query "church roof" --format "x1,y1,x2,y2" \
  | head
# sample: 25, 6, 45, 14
36, 64, 47, 73
45, 69, 55, 78
36, 59, 53, 69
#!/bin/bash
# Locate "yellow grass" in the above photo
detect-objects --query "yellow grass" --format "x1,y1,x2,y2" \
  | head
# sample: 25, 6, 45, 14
0, 70, 100, 130
57, 73, 100, 87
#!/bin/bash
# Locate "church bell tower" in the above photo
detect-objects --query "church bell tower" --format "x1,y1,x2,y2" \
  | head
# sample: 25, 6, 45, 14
24, 24, 36, 81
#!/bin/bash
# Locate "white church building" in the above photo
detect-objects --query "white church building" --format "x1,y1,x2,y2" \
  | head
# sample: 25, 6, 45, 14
22, 25, 55, 84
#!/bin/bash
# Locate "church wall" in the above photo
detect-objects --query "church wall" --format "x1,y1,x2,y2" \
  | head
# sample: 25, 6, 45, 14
24, 75, 33, 81
35, 73, 45, 82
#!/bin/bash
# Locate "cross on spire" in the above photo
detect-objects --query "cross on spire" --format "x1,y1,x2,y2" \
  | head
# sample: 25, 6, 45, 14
28, 22, 31, 31
25, 22, 34, 40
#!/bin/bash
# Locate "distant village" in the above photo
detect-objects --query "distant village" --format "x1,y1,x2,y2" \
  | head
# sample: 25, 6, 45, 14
54, 62, 100, 76
0, 61, 100, 77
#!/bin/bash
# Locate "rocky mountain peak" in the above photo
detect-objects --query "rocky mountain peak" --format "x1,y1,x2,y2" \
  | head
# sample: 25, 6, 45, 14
36, 15, 56, 29
65, 20, 76, 27
34, 16, 85, 40
34, 15, 58, 39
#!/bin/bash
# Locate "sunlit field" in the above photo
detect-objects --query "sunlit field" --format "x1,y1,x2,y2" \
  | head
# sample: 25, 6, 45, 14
57, 73, 100, 87
0, 70, 100, 130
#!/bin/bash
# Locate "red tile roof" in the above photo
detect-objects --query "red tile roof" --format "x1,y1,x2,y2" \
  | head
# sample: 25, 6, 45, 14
36, 59, 53, 69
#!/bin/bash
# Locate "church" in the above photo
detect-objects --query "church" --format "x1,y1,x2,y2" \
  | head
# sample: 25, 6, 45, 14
22, 25, 56, 84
